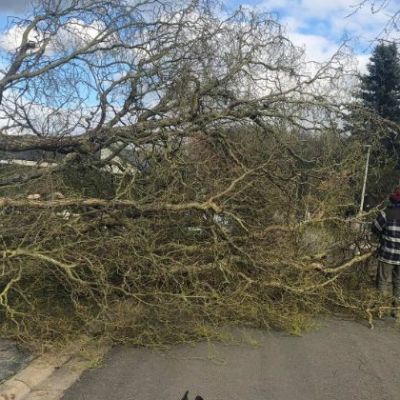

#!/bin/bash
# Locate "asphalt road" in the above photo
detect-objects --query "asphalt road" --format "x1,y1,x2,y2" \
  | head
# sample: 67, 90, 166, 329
62, 319, 400, 400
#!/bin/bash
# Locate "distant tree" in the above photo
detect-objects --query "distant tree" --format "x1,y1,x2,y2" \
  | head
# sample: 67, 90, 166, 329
342, 43, 400, 207
360, 42, 400, 123
353, 42, 400, 175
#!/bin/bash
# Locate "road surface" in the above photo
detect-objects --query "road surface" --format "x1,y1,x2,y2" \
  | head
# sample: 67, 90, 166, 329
62, 319, 400, 400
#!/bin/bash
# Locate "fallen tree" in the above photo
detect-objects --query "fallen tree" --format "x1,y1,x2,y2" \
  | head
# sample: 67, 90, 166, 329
0, 0, 386, 345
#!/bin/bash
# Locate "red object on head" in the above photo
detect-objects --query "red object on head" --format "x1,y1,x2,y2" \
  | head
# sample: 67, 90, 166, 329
390, 190, 400, 203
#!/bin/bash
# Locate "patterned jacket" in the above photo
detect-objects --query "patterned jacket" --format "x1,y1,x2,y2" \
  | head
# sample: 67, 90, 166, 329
372, 204, 400, 265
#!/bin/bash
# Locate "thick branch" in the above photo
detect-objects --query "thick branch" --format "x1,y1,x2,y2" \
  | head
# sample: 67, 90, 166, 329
0, 197, 222, 214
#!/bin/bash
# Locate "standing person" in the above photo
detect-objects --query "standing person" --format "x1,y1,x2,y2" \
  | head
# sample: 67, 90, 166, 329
372, 189, 400, 307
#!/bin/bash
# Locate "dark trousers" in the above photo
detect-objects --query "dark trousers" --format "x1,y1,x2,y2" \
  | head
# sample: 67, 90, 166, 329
376, 261, 400, 297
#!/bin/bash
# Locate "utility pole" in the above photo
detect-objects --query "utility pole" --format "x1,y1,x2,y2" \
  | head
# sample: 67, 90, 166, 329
359, 145, 371, 215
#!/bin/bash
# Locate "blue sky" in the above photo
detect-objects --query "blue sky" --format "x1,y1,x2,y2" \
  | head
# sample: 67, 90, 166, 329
222, 0, 399, 71
0, 0, 398, 71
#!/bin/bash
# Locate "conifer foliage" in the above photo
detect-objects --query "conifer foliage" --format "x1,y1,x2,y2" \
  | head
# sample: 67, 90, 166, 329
361, 43, 400, 123
359, 43, 400, 169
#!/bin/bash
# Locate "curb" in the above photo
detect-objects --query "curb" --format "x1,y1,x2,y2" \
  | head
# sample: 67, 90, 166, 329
0, 354, 71, 400
0, 344, 109, 400
21, 356, 90, 400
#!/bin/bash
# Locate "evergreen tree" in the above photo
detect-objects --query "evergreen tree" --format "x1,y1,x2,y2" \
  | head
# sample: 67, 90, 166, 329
344, 43, 400, 206
359, 42, 400, 170
361, 42, 400, 122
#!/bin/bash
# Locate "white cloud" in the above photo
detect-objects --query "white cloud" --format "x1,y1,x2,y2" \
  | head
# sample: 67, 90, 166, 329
237, 0, 399, 71
53, 19, 106, 51
356, 54, 370, 74
261, 0, 397, 23
288, 33, 338, 63
0, 25, 37, 52
279, 16, 302, 32
0, 18, 107, 54
299, 0, 359, 17
330, 5, 391, 40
